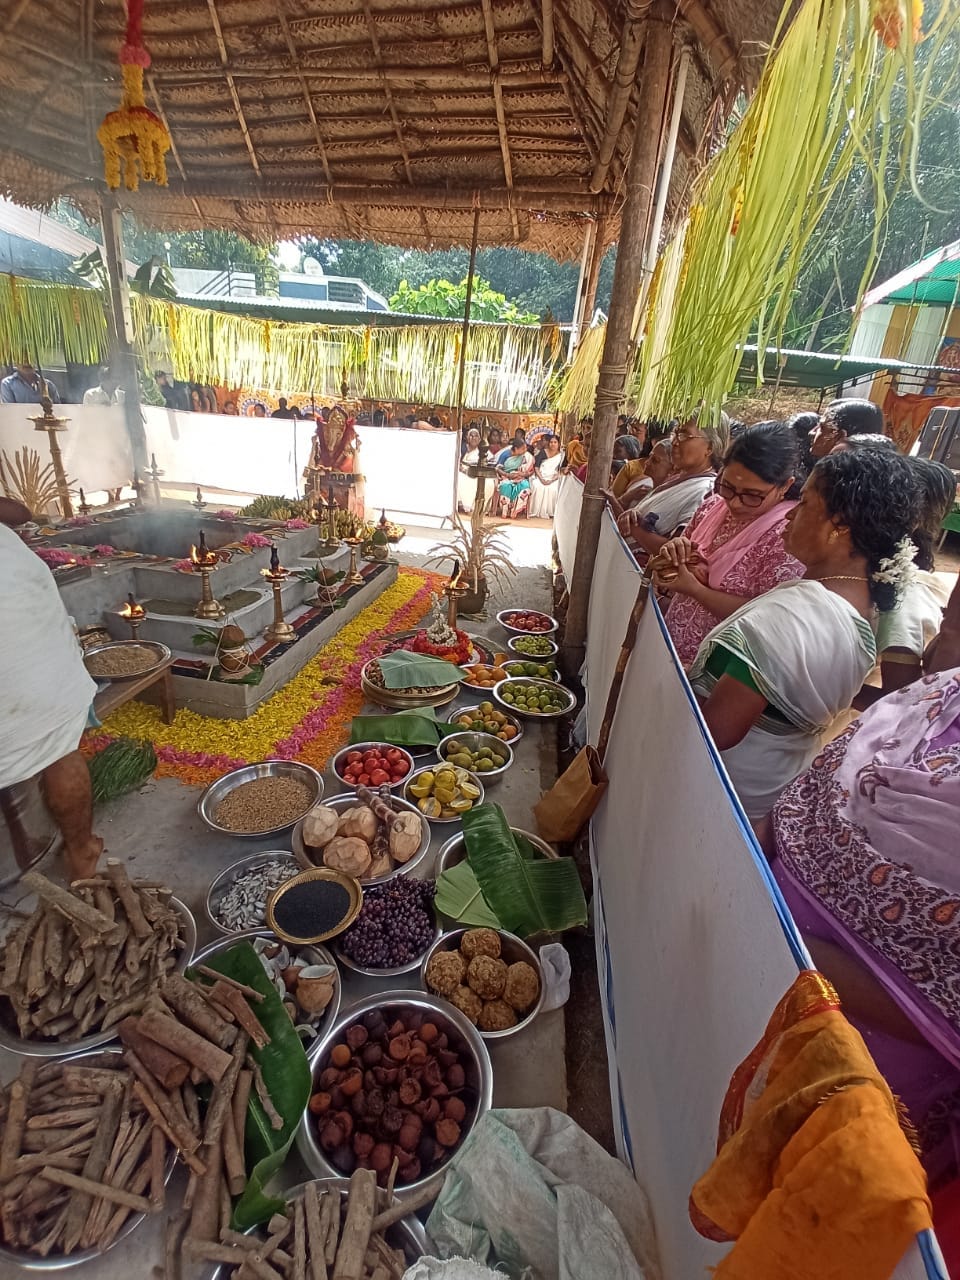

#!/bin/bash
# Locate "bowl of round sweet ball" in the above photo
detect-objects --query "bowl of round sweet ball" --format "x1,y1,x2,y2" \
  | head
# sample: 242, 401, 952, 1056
334, 878, 440, 976
297, 992, 493, 1198
421, 927, 544, 1040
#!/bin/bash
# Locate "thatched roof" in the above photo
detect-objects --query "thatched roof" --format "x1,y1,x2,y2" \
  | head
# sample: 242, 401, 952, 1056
0, 0, 784, 259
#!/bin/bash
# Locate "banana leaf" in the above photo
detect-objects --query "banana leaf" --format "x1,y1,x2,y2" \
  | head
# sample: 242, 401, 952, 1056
377, 651, 464, 689
461, 804, 588, 936
350, 711, 457, 747
190, 941, 312, 1229
435, 861, 501, 928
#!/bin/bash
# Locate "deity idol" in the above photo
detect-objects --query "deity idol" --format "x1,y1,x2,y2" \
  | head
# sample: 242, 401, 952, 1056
304, 404, 365, 517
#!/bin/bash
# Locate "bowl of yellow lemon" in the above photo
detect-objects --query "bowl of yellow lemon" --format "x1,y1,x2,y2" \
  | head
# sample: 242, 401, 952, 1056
404, 764, 485, 823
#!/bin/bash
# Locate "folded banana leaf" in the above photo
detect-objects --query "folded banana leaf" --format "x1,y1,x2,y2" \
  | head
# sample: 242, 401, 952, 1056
350, 710, 457, 746
377, 650, 464, 689
435, 861, 502, 928
461, 803, 588, 936
190, 941, 312, 1229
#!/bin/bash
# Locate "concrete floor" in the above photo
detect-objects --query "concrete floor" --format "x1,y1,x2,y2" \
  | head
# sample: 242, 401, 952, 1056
0, 523, 565, 1276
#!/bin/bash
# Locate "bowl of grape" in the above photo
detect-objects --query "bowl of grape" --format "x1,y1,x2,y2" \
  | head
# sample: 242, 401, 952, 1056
334, 878, 440, 976
507, 634, 559, 658
437, 732, 513, 784
493, 678, 576, 719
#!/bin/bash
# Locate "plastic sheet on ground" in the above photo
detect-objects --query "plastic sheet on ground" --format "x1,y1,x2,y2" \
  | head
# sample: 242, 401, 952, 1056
419, 1108, 660, 1280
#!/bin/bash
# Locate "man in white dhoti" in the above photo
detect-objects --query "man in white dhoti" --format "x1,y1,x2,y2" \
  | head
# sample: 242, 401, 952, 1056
0, 499, 102, 878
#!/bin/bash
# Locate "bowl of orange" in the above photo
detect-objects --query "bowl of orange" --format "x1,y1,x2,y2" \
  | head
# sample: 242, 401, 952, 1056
459, 662, 510, 690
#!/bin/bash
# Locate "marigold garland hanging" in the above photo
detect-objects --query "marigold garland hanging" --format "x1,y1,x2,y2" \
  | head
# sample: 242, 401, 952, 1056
97, 0, 171, 191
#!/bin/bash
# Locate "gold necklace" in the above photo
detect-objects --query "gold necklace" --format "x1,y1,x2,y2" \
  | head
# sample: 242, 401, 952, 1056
812, 575, 868, 584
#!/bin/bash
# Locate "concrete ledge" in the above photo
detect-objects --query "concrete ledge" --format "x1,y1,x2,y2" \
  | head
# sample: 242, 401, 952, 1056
170, 562, 398, 719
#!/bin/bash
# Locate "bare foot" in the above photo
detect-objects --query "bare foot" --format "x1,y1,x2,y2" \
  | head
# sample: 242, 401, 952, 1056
65, 835, 104, 881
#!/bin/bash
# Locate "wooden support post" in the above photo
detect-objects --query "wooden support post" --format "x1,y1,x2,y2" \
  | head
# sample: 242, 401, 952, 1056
567, 219, 595, 362
580, 215, 607, 336
99, 196, 148, 472
562, 17, 674, 673
455, 209, 482, 438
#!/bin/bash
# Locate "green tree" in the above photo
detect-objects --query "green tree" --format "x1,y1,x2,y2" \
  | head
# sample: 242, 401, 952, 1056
782, 32, 960, 352
388, 276, 539, 323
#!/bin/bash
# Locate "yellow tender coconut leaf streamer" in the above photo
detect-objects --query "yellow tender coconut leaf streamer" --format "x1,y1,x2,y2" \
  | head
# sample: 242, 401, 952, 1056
634, 0, 956, 419
555, 323, 607, 417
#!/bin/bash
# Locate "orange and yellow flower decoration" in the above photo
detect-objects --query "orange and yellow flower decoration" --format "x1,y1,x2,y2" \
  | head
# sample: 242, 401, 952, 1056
83, 568, 445, 788
98, 0, 171, 191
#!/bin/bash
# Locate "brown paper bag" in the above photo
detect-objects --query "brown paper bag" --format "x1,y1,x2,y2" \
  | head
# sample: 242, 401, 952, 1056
533, 745, 608, 843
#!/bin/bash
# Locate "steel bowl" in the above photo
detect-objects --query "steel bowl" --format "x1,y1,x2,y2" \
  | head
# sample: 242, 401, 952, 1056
296, 991, 493, 1200
192, 929, 341, 1044
335, 916, 442, 978
436, 827, 556, 880
435, 732, 514, 785
506, 635, 559, 659
360, 660, 460, 710
292, 792, 432, 886
501, 660, 561, 683
493, 677, 576, 720
447, 703, 524, 745
0, 896, 196, 1060
421, 928, 545, 1040
495, 609, 559, 637
82, 638, 171, 683
329, 742, 415, 793
0, 1046, 178, 1272
204, 851, 301, 936
198, 760, 324, 838
403, 765, 484, 825
205, 1178, 430, 1279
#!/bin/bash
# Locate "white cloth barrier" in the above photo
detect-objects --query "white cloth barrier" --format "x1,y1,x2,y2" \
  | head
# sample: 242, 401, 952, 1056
141, 409, 459, 519
572, 502, 945, 1278
554, 473, 582, 585
0, 402, 133, 493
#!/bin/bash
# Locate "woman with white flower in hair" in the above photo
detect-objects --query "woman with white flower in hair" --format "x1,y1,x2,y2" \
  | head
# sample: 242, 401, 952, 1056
687, 449, 922, 825
853, 456, 957, 707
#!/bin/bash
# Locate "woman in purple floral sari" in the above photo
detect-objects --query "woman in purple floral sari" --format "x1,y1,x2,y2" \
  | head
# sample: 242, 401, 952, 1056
771, 665, 960, 1259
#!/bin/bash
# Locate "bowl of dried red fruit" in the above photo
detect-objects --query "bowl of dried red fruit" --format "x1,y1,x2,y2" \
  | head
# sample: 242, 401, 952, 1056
296, 991, 493, 1200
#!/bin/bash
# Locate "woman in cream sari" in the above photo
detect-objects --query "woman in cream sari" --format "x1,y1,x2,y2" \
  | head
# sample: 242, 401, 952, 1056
688, 448, 921, 823
618, 415, 728, 563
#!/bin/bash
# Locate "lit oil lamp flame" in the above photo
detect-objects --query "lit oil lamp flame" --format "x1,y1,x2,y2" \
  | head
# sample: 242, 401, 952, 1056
189, 540, 217, 568
119, 593, 145, 621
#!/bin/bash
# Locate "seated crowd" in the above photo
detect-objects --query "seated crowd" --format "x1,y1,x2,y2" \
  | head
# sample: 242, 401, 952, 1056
587, 396, 960, 1248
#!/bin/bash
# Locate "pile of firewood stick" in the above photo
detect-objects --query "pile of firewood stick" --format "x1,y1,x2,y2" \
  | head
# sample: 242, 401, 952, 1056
0, 1053, 170, 1257
0, 864, 186, 1042
0, 955, 284, 1264
183, 1170, 435, 1280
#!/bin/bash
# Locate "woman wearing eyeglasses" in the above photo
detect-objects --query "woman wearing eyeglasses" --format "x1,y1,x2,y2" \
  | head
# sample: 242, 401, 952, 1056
617, 414, 728, 560
656, 422, 805, 666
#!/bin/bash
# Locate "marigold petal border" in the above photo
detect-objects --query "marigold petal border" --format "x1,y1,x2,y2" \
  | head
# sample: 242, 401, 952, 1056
82, 567, 447, 787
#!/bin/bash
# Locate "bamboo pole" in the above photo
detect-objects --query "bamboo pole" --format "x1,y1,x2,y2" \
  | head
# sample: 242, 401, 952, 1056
455, 209, 483, 439
562, 16, 674, 673
580, 214, 608, 333
589, 0, 649, 194
567, 219, 596, 362
98, 195, 148, 472
541, 0, 555, 67
160, 179, 605, 212
632, 46, 691, 338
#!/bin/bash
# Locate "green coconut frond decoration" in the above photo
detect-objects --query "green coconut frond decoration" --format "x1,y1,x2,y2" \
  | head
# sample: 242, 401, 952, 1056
0, 275, 108, 366
633, 0, 960, 419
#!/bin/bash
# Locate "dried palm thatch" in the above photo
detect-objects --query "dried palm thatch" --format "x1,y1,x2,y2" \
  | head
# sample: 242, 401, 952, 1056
0, 447, 73, 515
0, 0, 786, 260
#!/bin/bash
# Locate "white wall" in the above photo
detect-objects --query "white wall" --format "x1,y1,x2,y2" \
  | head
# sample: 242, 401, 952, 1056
0, 402, 133, 494
553, 478, 944, 1280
